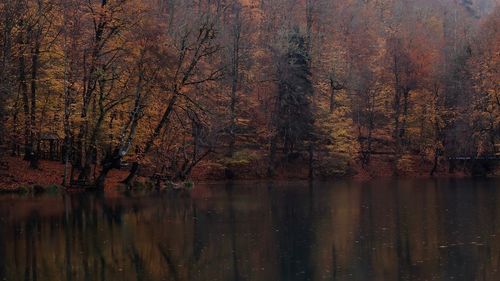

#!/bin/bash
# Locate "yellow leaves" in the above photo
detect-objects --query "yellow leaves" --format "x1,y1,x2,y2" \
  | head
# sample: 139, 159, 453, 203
316, 90, 359, 160
465, 9, 500, 154
396, 155, 415, 174
219, 149, 261, 167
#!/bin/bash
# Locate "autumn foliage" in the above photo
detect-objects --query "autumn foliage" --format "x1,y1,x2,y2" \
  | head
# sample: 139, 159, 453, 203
0, 0, 498, 188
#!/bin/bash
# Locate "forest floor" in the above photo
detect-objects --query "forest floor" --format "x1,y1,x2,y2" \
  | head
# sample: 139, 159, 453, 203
0, 156, 128, 190
351, 155, 464, 180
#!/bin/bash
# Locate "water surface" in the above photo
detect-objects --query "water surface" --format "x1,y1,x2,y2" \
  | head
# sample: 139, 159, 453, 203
0, 179, 499, 281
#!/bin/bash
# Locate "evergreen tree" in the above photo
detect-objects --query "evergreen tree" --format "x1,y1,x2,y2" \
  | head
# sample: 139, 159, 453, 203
273, 27, 314, 156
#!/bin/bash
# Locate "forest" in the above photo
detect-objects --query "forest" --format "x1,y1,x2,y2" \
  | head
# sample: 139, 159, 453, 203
0, 0, 499, 189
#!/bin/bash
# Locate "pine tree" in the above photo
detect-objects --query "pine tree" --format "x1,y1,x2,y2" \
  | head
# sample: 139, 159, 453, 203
273, 27, 314, 156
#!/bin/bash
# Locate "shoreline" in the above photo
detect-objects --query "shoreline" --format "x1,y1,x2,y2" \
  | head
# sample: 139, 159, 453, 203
1, 156, 497, 193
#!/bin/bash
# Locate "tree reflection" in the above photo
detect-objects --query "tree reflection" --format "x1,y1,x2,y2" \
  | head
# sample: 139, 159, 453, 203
0, 180, 499, 281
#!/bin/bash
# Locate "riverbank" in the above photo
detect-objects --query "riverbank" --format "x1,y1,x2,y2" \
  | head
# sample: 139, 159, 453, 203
1, 155, 497, 192
192, 153, 494, 181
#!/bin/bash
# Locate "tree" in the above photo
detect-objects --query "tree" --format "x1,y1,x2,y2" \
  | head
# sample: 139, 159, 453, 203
269, 27, 314, 173
467, 6, 499, 157
0, 0, 17, 147
76, 0, 134, 182
226, 1, 243, 157
123, 2, 223, 185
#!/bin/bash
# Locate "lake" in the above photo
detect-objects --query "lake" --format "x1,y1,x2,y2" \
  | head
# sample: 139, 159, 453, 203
0, 179, 499, 281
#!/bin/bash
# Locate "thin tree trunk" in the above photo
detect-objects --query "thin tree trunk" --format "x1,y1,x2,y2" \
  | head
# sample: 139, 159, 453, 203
10, 93, 20, 156
392, 54, 402, 175
329, 87, 336, 114
228, 8, 241, 157
400, 89, 410, 144
430, 147, 440, 176
364, 91, 376, 165
305, 0, 313, 59
328, 77, 343, 114
29, 28, 41, 168
19, 35, 31, 160
308, 143, 314, 180
62, 60, 72, 186
268, 134, 277, 177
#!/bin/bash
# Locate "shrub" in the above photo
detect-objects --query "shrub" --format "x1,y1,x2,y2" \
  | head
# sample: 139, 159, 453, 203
396, 155, 415, 174
220, 149, 261, 167
316, 152, 354, 177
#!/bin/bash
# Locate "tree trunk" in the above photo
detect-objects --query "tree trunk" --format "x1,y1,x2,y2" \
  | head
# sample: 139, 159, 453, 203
430, 147, 440, 176
76, 0, 108, 170
228, 5, 241, 157
19, 36, 31, 161
329, 87, 335, 114
62, 73, 72, 185
308, 143, 314, 180
78, 104, 106, 183
268, 134, 277, 177
95, 152, 119, 188
29, 29, 41, 169
400, 88, 410, 144
0, 10, 13, 146
305, 0, 313, 59
124, 94, 178, 186
328, 77, 343, 114
97, 78, 144, 188
10, 96, 20, 156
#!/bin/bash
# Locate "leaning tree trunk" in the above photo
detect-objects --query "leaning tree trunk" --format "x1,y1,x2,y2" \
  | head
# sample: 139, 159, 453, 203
123, 94, 178, 186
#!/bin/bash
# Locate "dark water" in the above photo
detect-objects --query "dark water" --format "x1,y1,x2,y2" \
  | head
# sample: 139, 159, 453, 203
0, 180, 499, 281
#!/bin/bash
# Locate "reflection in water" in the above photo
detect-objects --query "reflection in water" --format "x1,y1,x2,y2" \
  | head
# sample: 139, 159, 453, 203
0, 180, 499, 281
